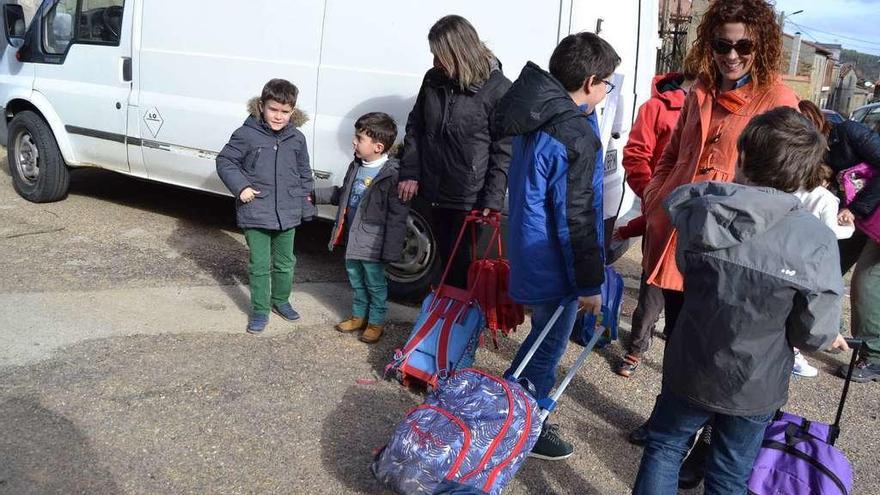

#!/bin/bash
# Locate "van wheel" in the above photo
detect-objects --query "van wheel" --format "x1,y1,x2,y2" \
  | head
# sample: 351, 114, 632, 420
7, 111, 69, 203
387, 203, 439, 302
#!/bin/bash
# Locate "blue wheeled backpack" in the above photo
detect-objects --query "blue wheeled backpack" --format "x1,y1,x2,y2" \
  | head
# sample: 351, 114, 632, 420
569, 265, 624, 348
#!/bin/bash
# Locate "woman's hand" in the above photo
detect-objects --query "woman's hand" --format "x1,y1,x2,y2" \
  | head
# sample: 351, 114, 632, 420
838, 208, 855, 226
398, 180, 419, 202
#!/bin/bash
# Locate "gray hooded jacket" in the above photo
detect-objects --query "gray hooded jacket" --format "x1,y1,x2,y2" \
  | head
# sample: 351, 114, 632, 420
663, 182, 843, 416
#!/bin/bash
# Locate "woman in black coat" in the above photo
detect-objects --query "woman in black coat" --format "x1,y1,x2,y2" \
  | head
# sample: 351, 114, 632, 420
397, 15, 512, 289
801, 100, 880, 382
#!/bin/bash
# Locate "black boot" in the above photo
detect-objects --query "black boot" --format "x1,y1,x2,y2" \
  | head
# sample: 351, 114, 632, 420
678, 425, 711, 489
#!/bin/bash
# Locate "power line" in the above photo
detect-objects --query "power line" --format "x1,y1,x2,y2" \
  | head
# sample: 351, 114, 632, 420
785, 20, 880, 47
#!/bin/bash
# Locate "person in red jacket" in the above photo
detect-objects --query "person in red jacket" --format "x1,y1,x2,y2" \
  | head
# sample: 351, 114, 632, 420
614, 71, 694, 378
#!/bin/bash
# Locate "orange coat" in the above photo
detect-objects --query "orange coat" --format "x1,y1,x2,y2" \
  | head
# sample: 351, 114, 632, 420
641, 77, 799, 291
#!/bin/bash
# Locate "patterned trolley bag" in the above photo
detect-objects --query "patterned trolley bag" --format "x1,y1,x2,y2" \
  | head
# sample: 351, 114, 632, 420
747, 339, 864, 495
373, 302, 609, 494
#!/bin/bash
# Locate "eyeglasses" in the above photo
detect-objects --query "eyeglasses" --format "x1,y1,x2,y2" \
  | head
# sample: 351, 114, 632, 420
710, 38, 755, 56
601, 79, 616, 94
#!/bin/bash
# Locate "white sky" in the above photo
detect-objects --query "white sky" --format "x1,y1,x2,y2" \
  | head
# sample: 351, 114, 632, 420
772, 0, 880, 56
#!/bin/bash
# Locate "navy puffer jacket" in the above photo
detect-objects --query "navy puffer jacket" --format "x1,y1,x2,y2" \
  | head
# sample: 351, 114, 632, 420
216, 99, 316, 230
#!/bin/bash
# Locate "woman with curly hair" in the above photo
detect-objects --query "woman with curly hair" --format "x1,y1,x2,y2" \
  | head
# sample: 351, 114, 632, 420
632, 0, 799, 492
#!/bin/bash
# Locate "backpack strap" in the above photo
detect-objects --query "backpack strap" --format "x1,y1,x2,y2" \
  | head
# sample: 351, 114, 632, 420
436, 300, 466, 381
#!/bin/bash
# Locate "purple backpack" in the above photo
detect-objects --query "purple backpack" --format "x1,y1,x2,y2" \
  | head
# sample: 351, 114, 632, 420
839, 163, 880, 243
748, 341, 863, 495
371, 369, 542, 495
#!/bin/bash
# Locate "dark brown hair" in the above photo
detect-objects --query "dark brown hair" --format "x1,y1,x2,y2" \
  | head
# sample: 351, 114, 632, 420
683, 0, 782, 89
549, 32, 621, 92
355, 112, 398, 153
797, 100, 832, 136
260, 78, 299, 107
738, 107, 827, 193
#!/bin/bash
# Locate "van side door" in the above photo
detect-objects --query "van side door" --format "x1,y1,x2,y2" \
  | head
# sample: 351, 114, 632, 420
32, 0, 132, 172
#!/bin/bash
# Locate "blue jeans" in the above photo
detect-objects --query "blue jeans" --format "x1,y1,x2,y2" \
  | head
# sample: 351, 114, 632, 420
504, 298, 580, 401
632, 392, 773, 495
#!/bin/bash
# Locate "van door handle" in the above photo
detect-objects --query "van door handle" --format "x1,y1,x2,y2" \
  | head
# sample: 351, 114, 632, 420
122, 57, 132, 82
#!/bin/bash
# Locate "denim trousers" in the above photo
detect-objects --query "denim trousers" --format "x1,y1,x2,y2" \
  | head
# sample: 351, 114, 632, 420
632, 392, 772, 495
504, 298, 580, 401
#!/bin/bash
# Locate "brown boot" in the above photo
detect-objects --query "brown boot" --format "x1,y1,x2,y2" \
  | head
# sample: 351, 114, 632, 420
360, 323, 384, 343
336, 317, 366, 333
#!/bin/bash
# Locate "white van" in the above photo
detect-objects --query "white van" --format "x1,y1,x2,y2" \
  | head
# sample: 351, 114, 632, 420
0, 0, 658, 299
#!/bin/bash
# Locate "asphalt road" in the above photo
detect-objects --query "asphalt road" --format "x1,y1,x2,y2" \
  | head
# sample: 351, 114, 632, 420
1, 155, 877, 494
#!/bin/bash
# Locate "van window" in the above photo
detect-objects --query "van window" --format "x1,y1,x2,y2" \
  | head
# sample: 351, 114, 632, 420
43, 0, 76, 54
43, 0, 124, 55
78, 0, 124, 45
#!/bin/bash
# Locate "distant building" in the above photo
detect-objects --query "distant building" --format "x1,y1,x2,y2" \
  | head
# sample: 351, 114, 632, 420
829, 64, 872, 117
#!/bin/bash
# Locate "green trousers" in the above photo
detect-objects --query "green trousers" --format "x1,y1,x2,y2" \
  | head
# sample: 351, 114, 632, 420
244, 228, 296, 315
345, 259, 388, 325
851, 238, 880, 364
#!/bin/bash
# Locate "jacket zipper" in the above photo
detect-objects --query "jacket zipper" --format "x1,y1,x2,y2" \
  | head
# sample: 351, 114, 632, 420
273, 138, 281, 229
760, 439, 848, 495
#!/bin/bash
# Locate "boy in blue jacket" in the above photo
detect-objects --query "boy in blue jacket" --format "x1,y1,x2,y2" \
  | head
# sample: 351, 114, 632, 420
493, 32, 620, 460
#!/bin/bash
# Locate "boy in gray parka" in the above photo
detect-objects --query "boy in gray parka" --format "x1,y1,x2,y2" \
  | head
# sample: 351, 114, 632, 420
315, 113, 410, 343
633, 107, 850, 494
216, 79, 316, 334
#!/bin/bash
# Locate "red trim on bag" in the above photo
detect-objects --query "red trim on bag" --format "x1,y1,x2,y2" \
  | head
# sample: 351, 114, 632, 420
458, 371, 516, 483
436, 301, 465, 379
484, 389, 535, 491
402, 404, 472, 480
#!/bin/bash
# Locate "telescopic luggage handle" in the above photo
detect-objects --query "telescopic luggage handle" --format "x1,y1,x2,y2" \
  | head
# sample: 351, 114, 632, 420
830, 338, 865, 444
509, 298, 602, 421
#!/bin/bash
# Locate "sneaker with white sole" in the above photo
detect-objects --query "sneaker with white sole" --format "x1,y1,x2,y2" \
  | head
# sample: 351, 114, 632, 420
528, 423, 573, 461
793, 351, 818, 377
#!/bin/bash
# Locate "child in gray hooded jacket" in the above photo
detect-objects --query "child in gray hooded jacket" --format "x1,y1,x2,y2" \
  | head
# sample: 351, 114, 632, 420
633, 107, 850, 494
315, 112, 410, 343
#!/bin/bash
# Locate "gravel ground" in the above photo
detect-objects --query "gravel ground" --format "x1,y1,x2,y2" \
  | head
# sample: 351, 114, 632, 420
1, 155, 877, 494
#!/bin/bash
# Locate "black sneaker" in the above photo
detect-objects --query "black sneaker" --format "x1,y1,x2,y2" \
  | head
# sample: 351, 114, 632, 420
839, 360, 880, 383
529, 423, 574, 461
628, 421, 650, 446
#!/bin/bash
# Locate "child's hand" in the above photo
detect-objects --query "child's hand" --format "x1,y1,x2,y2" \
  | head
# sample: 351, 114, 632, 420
612, 227, 623, 242
838, 208, 854, 226
828, 334, 850, 352
240, 187, 260, 203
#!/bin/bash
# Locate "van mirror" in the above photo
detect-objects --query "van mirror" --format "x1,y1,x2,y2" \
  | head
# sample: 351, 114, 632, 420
3, 4, 26, 46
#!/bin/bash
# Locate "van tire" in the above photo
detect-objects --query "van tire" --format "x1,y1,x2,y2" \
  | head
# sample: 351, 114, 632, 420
387, 201, 440, 302
7, 111, 69, 203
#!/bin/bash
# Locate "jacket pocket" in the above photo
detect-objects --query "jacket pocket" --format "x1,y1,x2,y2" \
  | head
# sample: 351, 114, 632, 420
244, 147, 262, 173
289, 189, 317, 219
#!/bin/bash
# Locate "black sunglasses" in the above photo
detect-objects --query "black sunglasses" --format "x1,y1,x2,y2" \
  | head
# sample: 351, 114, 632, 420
710, 38, 755, 56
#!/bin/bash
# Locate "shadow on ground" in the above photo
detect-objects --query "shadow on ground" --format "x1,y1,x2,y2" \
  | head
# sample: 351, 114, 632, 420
0, 397, 120, 495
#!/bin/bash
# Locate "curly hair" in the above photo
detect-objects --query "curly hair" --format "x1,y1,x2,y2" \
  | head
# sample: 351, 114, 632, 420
683, 0, 782, 89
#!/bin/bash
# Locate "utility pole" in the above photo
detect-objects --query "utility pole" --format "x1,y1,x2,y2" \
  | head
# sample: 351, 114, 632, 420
789, 33, 802, 76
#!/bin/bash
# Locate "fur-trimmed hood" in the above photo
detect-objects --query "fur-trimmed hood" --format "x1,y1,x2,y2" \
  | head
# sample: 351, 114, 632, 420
246, 96, 309, 128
